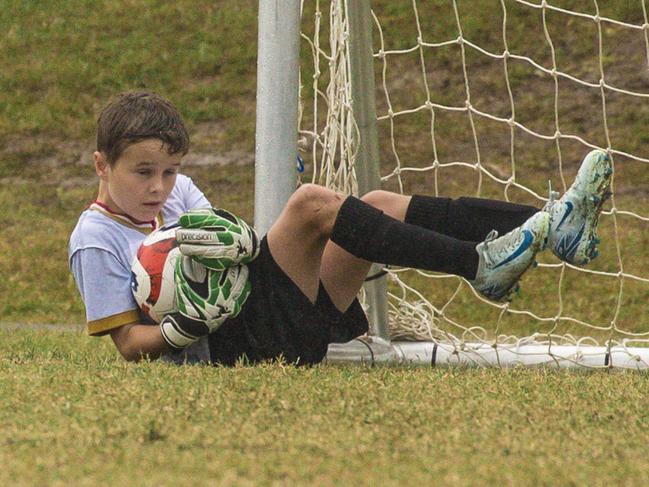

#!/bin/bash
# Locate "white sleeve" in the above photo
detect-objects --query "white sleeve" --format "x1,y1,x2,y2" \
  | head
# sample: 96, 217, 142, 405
70, 247, 142, 335
182, 176, 211, 211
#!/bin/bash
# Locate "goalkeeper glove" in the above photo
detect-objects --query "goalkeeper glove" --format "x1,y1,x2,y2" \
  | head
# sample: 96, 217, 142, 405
175, 208, 260, 271
159, 256, 252, 351
159, 312, 209, 351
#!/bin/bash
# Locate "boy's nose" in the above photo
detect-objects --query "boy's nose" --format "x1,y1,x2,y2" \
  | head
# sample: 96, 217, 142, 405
150, 176, 164, 193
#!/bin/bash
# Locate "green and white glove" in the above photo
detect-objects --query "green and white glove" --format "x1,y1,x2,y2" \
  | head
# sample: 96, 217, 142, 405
175, 208, 260, 271
159, 256, 251, 351
159, 312, 209, 351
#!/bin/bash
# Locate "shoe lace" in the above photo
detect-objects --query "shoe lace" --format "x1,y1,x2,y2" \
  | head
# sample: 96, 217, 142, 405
484, 229, 499, 244
549, 180, 560, 202
544, 179, 560, 212
481, 229, 506, 268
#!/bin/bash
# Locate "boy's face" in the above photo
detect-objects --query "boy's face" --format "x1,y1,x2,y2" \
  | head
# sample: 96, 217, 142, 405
95, 139, 182, 222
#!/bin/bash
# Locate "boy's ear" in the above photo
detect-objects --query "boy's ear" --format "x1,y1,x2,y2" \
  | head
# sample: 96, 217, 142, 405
94, 151, 109, 179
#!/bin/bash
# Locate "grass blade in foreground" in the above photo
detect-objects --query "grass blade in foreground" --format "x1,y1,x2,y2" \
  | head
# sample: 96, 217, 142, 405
2, 329, 649, 486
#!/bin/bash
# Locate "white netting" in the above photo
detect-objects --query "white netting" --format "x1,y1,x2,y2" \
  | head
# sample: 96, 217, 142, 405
299, 0, 649, 367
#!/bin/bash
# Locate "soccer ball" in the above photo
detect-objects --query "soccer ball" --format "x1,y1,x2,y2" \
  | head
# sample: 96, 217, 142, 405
130, 225, 180, 323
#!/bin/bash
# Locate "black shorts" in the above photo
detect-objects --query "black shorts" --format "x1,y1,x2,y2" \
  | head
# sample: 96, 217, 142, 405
208, 237, 369, 365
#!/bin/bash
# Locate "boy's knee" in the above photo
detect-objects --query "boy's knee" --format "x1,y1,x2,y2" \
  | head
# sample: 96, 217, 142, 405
361, 190, 393, 208
288, 184, 339, 210
285, 184, 344, 235
361, 190, 408, 220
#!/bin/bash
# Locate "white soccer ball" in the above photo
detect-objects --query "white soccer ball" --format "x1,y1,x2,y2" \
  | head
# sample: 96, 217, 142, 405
130, 225, 181, 323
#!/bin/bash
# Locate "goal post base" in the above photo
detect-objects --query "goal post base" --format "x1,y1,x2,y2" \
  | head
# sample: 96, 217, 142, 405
325, 337, 649, 370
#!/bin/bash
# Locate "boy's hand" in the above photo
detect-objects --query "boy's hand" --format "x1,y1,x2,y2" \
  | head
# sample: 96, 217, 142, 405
159, 312, 210, 351
176, 208, 260, 270
159, 256, 251, 351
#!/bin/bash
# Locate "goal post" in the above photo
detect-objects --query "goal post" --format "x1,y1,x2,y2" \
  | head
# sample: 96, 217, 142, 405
254, 0, 301, 236
346, 0, 390, 340
255, 0, 391, 339
255, 0, 649, 369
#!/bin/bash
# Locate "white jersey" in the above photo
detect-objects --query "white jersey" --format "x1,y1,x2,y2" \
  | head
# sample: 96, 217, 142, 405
68, 174, 212, 363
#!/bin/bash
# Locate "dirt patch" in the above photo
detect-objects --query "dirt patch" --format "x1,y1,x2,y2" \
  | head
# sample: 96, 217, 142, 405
1, 120, 255, 188
182, 150, 253, 167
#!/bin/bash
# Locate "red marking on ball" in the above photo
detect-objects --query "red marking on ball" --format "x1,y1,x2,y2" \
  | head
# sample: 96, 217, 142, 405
137, 237, 177, 306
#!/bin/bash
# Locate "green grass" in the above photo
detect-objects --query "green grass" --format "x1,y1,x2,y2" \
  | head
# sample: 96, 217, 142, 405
0, 0, 258, 147
2, 328, 649, 486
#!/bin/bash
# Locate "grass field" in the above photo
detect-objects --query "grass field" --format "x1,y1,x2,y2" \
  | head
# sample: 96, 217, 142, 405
1, 0, 649, 484
3, 328, 649, 486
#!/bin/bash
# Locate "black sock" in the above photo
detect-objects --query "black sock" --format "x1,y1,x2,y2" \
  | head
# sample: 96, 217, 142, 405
330, 196, 479, 279
405, 195, 538, 242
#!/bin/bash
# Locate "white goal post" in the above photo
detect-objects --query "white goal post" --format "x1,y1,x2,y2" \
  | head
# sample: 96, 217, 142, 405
255, 0, 649, 369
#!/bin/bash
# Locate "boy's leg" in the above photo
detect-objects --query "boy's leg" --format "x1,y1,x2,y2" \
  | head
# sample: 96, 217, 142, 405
266, 185, 476, 308
321, 190, 539, 311
404, 151, 612, 265
404, 195, 539, 242
266, 187, 412, 306
266, 184, 347, 303
320, 191, 548, 308
319, 191, 412, 311
324, 191, 540, 310
264, 151, 609, 313
267, 185, 546, 310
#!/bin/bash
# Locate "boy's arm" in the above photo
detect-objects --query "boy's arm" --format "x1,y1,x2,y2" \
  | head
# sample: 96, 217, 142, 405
71, 248, 172, 361
109, 323, 170, 362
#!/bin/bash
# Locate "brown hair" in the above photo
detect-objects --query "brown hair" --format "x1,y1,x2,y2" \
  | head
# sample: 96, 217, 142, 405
96, 91, 190, 164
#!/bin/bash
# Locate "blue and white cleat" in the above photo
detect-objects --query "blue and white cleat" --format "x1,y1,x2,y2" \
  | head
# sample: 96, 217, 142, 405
544, 149, 612, 266
470, 211, 550, 302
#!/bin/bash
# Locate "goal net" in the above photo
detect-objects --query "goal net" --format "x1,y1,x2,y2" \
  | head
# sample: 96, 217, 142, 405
296, 0, 649, 368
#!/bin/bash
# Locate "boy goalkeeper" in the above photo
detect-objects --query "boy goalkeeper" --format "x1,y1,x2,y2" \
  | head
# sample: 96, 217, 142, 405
69, 91, 612, 365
